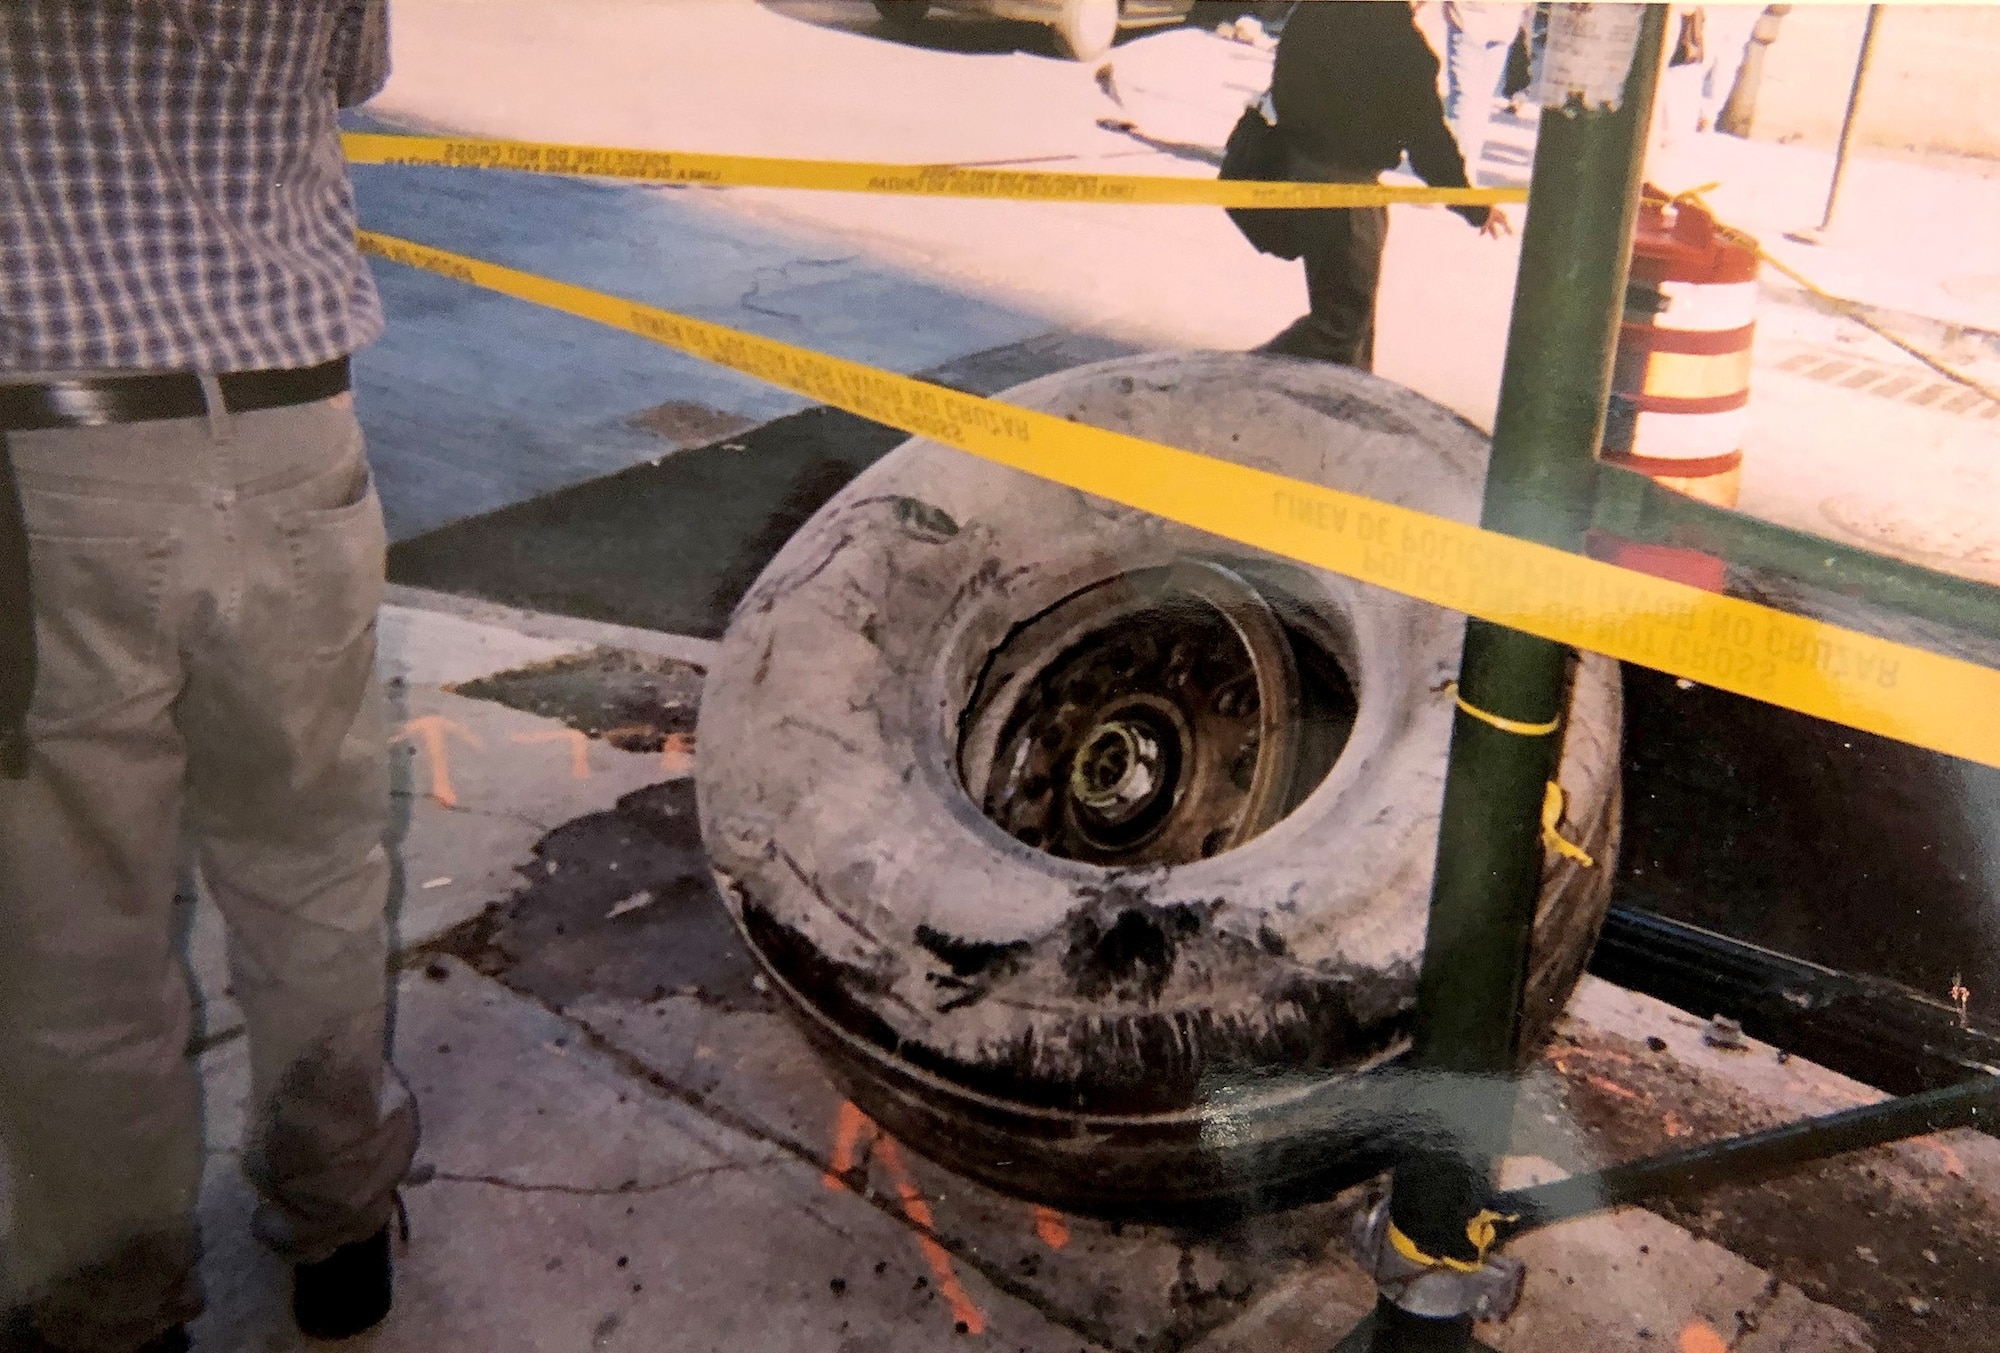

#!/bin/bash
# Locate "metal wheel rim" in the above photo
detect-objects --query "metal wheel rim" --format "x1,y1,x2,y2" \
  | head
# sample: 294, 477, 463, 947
957, 561, 1303, 866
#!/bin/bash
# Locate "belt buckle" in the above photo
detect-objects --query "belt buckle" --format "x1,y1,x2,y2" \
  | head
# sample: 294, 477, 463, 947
39, 378, 131, 428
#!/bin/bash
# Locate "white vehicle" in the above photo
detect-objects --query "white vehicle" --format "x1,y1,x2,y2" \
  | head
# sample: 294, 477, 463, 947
873, 0, 1198, 61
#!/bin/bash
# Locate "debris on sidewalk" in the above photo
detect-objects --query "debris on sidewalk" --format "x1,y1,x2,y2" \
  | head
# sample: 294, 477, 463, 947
451, 647, 703, 756
1214, 16, 1276, 51
605, 890, 656, 920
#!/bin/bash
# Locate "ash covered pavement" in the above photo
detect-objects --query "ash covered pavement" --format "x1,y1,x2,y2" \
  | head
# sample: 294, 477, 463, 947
133, 593, 1988, 1351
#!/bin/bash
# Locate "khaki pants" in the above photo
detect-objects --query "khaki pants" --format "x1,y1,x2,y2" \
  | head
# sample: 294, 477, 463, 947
0, 393, 417, 1352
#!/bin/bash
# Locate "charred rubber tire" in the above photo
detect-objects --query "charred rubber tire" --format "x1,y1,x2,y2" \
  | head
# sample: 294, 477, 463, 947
697, 353, 1621, 1221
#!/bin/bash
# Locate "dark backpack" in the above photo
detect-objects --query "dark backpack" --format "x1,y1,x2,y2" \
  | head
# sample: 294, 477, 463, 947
1218, 103, 1304, 261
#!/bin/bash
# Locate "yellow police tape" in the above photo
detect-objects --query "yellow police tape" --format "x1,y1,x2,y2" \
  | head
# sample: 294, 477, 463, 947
341, 133, 1525, 211
354, 229, 2000, 772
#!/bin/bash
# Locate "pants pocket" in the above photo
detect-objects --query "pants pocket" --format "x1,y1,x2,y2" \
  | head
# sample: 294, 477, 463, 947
24, 529, 176, 727
282, 465, 387, 662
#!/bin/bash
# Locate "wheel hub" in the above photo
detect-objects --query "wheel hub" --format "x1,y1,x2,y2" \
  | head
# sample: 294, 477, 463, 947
1070, 716, 1161, 817
958, 563, 1307, 867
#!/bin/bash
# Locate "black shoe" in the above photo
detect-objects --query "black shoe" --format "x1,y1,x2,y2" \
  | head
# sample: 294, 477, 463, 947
0, 1312, 187, 1353
291, 1226, 392, 1341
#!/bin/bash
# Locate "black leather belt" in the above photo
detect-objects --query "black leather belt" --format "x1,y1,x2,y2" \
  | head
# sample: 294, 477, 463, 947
0, 355, 350, 432
0, 355, 351, 777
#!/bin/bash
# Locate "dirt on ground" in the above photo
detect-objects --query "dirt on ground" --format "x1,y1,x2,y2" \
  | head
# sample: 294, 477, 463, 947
1533, 1024, 1997, 1353
430, 648, 1998, 1353
451, 647, 704, 755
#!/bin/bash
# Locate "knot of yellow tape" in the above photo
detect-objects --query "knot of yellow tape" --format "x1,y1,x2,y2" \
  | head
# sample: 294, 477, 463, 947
1446, 682, 1561, 738
1386, 1208, 1520, 1275
1440, 685, 1592, 866
1541, 781, 1596, 869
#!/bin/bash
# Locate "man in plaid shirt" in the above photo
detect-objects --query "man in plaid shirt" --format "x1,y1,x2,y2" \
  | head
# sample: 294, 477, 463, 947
1, 5, 416, 1349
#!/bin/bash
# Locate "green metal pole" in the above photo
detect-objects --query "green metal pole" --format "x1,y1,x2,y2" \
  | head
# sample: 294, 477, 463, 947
1360, 9, 1668, 1350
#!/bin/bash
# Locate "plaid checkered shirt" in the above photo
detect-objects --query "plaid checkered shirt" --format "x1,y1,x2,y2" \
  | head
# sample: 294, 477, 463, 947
0, 1, 389, 375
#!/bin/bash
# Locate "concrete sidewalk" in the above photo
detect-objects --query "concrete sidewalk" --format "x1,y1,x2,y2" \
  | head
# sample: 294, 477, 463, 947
121, 593, 1985, 1351
2, 588, 1969, 1346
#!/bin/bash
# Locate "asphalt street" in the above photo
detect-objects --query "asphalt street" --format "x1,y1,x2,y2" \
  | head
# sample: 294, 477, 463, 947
347, 142, 1057, 540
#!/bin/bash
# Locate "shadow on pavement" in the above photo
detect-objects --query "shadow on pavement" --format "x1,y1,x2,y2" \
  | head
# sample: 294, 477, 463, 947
758, 0, 1082, 59
1095, 116, 1224, 168
385, 329, 1139, 638
756, 0, 1283, 60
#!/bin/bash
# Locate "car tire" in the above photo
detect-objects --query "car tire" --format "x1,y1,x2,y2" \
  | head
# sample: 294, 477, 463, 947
1051, 0, 1122, 59
872, 0, 931, 31
697, 352, 1622, 1221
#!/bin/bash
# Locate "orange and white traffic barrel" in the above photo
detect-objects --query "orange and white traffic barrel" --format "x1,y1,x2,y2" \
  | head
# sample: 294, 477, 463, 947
1591, 187, 1760, 591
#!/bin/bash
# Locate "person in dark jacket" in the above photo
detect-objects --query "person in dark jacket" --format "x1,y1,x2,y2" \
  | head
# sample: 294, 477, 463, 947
1260, 0, 1512, 370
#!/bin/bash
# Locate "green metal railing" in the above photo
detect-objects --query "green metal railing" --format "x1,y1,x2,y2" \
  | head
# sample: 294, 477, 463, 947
1594, 465, 2000, 652
1340, 6, 2000, 1350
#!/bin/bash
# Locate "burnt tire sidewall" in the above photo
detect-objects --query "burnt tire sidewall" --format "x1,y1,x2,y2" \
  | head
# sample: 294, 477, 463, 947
698, 353, 1621, 1212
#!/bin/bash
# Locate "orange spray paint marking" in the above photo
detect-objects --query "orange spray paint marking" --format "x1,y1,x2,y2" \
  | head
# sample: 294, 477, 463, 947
1032, 1206, 1071, 1251
874, 1134, 988, 1336
820, 1102, 987, 1336
1583, 1073, 1645, 1103
661, 731, 696, 774
1914, 1135, 1967, 1178
510, 727, 593, 780
824, 1100, 874, 1192
391, 715, 483, 807
1678, 1321, 1728, 1353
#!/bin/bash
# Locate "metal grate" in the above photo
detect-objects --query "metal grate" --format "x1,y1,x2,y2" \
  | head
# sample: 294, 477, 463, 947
1771, 347, 2000, 420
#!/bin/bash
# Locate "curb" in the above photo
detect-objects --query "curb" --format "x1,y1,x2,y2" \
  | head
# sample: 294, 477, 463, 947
385, 583, 721, 671
1762, 274, 2000, 361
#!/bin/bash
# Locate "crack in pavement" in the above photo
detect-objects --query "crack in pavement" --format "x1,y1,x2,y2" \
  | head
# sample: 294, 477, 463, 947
470, 984, 1127, 1352
413, 1159, 773, 1198
739, 254, 863, 322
